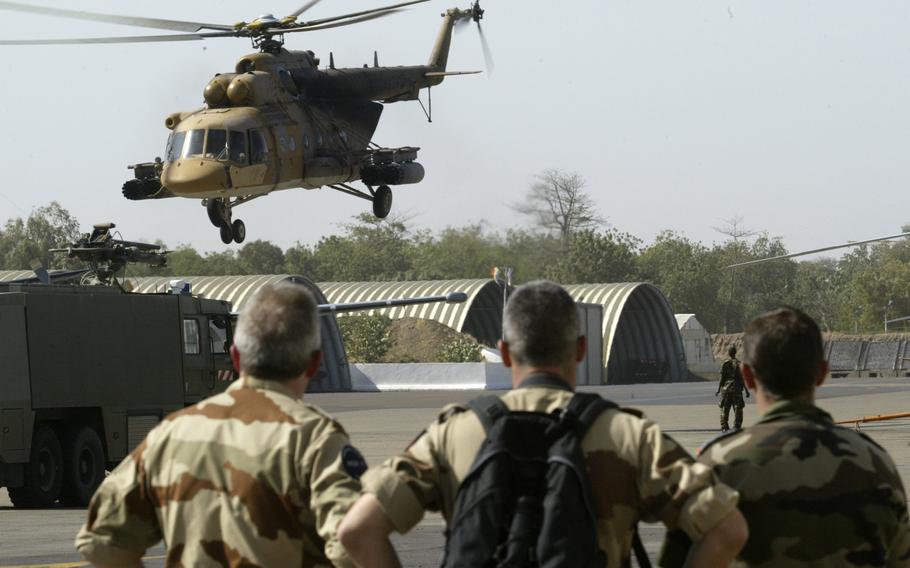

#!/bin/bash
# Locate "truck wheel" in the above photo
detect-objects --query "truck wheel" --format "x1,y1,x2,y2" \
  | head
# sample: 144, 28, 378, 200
8, 426, 63, 508
60, 427, 106, 507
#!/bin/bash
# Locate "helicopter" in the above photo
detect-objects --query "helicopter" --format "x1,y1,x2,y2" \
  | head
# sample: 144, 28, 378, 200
0, 0, 490, 244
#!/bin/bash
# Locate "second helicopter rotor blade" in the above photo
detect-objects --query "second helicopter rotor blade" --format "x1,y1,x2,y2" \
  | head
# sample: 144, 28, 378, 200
0, 0, 234, 32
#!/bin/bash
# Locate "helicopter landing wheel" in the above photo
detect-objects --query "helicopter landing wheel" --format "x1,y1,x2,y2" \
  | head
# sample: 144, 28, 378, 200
219, 222, 233, 245
207, 198, 229, 228
372, 185, 392, 219
232, 219, 246, 244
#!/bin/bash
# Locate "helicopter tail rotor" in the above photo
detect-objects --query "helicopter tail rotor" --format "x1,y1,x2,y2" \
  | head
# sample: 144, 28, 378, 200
455, 1, 493, 75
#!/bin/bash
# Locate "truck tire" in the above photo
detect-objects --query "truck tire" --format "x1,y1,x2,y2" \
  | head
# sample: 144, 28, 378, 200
60, 427, 106, 507
8, 426, 63, 508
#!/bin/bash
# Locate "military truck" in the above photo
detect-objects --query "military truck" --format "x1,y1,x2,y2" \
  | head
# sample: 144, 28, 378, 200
0, 281, 235, 508
0, 276, 467, 508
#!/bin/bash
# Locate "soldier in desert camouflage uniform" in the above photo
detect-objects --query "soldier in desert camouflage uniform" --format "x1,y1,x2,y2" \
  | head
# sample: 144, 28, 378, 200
698, 306, 910, 567
716, 346, 750, 431
338, 280, 748, 568
75, 283, 371, 567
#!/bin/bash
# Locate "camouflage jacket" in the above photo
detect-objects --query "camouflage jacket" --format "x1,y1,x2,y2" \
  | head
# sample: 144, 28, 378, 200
718, 357, 746, 398
75, 377, 366, 567
698, 399, 910, 567
362, 376, 739, 568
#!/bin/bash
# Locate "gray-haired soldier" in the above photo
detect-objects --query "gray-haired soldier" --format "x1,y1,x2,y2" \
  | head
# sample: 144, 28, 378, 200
339, 280, 747, 568
76, 283, 371, 567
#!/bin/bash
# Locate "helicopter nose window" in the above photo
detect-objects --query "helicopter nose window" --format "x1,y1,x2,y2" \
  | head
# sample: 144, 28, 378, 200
249, 129, 268, 164
182, 129, 205, 158
229, 130, 247, 164
165, 131, 186, 163
206, 129, 227, 160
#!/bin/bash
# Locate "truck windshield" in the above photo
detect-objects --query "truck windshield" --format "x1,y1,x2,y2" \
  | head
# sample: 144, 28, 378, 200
165, 131, 186, 162
206, 129, 228, 160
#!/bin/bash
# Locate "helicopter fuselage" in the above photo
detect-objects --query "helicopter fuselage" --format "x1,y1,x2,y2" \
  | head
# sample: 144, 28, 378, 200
122, 6, 476, 244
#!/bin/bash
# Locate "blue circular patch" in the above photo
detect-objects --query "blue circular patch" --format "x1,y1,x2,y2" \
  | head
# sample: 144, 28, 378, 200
341, 445, 368, 479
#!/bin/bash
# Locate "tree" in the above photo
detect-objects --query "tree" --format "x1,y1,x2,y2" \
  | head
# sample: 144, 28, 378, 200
237, 240, 284, 274
545, 229, 639, 284
713, 215, 758, 242
638, 231, 725, 332
311, 213, 412, 281
512, 169, 602, 247
0, 202, 82, 270
283, 242, 318, 276
409, 224, 506, 280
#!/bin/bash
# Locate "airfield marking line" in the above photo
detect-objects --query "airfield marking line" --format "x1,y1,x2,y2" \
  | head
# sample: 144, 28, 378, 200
1, 556, 165, 568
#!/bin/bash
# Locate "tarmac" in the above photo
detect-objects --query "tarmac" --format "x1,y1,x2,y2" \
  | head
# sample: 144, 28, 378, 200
0, 377, 908, 567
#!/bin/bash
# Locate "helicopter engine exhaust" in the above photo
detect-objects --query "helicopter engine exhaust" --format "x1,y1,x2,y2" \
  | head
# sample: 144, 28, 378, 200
361, 161, 425, 186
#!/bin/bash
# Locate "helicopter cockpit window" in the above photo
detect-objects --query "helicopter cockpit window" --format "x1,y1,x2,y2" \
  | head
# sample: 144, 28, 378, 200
182, 129, 205, 158
229, 130, 247, 164
250, 129, 268, 164
206, 129, 227, 160
166, 131, 186, 162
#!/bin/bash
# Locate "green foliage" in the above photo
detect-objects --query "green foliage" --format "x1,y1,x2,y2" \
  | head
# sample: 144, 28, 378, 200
337, 314, 392, 363
4, 202, 908, 335
0, 202, 81, 270
440, 337, 482, 363
546, 229, 639, 284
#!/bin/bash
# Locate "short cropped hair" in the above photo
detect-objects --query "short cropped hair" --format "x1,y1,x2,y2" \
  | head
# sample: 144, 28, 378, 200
233, 283, 321, 381
742, 306, 824, 398
502, 280, 578, 368
728, 346, 737, 357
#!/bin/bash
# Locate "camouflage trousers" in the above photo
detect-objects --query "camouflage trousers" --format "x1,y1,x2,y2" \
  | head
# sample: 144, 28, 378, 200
719, 394, 744, 430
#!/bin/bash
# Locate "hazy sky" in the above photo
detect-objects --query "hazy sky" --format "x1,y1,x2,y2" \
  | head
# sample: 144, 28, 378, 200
0, 0, 907, 257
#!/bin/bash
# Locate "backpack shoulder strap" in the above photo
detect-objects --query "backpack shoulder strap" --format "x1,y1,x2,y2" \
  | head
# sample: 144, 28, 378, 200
468, 395, 510, 438
564, 392, 618, 436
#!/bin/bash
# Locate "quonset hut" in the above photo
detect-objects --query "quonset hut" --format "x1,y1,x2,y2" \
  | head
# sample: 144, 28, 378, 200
565, 283, 687, 384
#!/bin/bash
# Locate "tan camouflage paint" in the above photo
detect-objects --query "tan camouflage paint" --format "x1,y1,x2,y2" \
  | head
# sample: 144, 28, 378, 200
363, 384, 740, 568
698, 400, 910, 567
75, 377, 362, 567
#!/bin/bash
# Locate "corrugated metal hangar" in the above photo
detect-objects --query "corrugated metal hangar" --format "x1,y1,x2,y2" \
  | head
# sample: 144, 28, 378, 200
0, 270, 689, 386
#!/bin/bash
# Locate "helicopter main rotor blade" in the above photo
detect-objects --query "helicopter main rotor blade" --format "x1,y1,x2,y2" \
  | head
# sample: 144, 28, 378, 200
283, 8, 405, 33
0, 30, 237, 45
0, 1, 234, 32
288, 0, 324, 18
296, 0, 428, 29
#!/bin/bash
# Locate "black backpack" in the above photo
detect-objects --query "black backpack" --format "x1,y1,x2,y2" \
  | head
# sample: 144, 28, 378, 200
441, 375, 650, 568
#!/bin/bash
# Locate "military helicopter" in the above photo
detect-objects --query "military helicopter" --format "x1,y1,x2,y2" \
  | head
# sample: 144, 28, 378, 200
0, 0, 490, 244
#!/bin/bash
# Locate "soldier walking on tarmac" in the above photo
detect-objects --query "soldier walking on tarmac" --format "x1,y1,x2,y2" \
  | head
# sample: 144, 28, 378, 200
716, 346, 749, 431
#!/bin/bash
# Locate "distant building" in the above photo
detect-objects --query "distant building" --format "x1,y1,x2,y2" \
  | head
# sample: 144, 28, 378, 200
675, 314, 715, 379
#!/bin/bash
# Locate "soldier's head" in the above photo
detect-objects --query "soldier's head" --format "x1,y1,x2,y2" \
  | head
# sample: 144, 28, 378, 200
232, 283, 322, 382
500, 280, 584, 384
742, 306, 827, 400
728, 346, 737, 358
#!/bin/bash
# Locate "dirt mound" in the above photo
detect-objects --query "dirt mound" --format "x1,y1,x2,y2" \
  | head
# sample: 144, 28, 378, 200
381, 317, 481, 363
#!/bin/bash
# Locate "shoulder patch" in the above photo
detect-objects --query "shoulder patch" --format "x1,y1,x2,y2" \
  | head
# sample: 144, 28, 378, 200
341, 445, 368, 479
697, 429, 742, 456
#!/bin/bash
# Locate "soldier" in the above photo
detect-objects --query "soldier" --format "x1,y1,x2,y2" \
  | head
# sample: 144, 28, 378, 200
716, 345, 750, 431
338, 280, 747, 568
75, 283, 371, 567
698, 306, 910, 566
